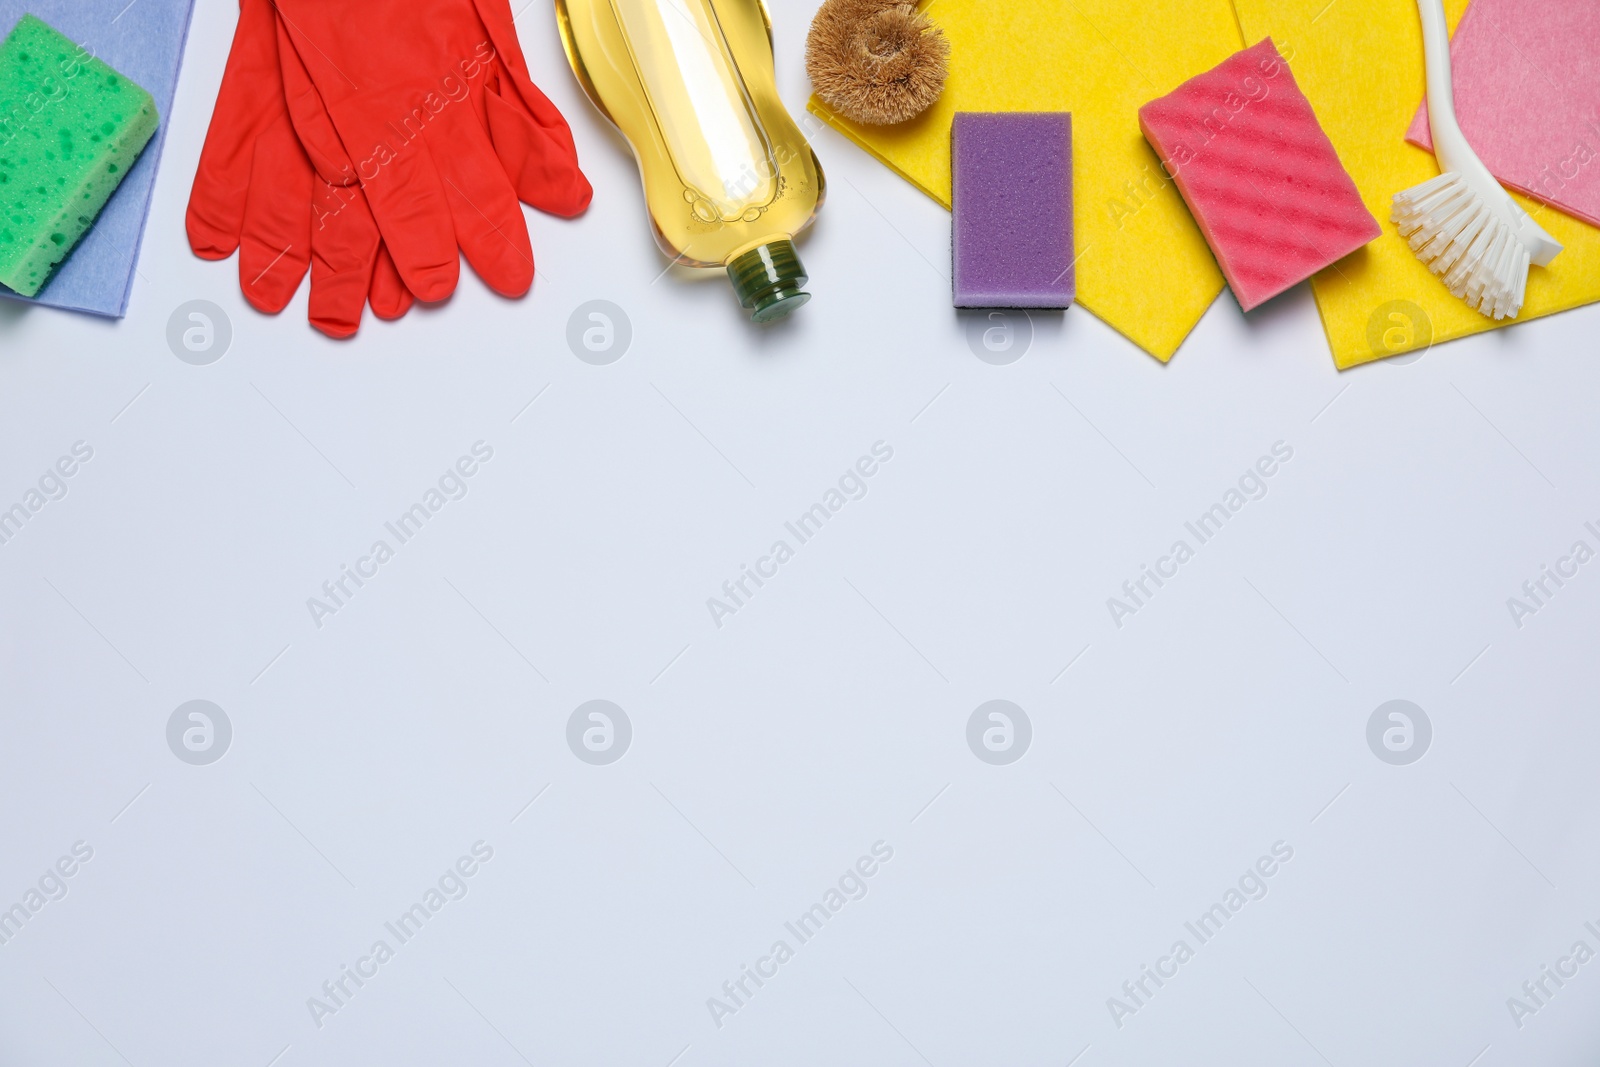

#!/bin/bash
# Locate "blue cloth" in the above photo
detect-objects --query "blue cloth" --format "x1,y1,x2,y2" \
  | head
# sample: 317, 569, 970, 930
0, 0, 196, 317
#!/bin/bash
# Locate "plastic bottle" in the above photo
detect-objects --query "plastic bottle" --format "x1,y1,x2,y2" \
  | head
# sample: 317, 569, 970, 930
556, 0, 825, 321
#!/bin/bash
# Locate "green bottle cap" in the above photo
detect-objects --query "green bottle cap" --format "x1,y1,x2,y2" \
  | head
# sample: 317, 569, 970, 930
727, 240, 810, 323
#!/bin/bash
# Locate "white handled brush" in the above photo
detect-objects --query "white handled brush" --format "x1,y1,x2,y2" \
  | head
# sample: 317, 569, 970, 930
1392, 0, 1562, 320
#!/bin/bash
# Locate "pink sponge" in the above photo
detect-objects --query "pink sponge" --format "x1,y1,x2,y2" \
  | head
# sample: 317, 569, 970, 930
1139, 39, 1380, 312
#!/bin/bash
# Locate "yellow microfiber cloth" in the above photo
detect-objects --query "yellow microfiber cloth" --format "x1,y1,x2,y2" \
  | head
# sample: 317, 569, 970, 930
808, 0, 1244, 361
1232, 0, 1600, 369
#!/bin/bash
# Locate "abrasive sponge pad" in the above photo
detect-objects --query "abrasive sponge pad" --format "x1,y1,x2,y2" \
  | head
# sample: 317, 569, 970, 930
1138, 38, 1379, 312
0, 14, 157, 297
952, 112, 1074, 308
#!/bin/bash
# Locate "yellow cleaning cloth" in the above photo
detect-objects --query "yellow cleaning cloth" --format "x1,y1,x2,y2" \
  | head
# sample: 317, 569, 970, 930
1232, 0, 1600, 369
809, 0, 1244, 361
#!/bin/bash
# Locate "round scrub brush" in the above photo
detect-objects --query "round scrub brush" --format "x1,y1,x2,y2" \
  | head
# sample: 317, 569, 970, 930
806, 0, 948, 126
1392, 0, 1562, 320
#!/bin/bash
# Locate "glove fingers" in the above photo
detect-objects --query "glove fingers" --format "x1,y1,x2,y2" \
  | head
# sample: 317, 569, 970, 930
337, 120, 461, 302
276, 16, 360, 186
472, 0, 592, 216
426, 110, 534, 298
473, 0, 577, 137
483, 88, 593, 217
238, 123, 314, 314
308, 181, 381, 338
266, 0, 559, 300
369, 245, 414, 320
188, 0, 287, 258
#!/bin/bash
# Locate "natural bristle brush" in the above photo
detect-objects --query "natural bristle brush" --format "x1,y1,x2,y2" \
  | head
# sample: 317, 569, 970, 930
1392, 0, 1562, 320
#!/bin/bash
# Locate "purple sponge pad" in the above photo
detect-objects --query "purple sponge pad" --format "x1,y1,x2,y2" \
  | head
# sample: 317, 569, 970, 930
952, 112, 1075, 309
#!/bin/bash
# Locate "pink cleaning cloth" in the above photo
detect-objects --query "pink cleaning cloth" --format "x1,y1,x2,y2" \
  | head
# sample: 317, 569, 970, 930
1405, 0, 1600, 230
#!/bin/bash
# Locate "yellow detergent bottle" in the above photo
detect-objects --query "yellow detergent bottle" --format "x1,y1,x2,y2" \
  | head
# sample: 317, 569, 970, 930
556, 0, 824, 321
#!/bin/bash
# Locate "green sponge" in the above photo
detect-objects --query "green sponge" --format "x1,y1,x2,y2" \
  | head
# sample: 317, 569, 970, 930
0, 14, 158, 297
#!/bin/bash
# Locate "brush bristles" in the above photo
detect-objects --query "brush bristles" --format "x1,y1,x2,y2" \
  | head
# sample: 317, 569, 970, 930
806, 0, 948, 126
1392, 171, 1531, 320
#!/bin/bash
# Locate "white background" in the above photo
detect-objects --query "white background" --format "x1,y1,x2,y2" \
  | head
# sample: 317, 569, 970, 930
3, 0, 1600, 1064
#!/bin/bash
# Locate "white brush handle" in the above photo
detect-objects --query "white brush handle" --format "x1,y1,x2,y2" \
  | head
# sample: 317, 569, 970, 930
1417, 0, 1459, 137
1416, 0, 1562, 266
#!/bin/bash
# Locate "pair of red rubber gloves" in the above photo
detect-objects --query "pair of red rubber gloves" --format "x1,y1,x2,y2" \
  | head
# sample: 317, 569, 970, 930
187, 0, 591, 337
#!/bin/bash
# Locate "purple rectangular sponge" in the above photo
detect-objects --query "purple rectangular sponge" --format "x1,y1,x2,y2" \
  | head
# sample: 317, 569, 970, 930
952, 112, 1075, 308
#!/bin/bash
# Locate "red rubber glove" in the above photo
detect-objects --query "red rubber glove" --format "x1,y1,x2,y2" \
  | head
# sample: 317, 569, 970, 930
187, 0, 413, 337
273, 0, 591, 302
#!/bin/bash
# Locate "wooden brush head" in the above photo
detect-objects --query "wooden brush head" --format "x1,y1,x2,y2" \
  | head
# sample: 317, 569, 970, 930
805, 0, 949, 126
